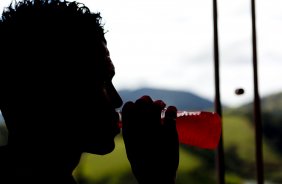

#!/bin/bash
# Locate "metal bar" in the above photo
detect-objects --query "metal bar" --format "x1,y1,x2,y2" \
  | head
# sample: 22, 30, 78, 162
251, 0, 264, 184
212, 0, 225, 184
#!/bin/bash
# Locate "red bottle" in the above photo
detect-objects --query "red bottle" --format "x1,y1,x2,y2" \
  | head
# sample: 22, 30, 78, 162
174, 111, 221, 149
119, 111, 221, 150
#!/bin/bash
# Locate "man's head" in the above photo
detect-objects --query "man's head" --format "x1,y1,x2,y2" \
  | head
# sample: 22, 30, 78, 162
0, 0, 122, 168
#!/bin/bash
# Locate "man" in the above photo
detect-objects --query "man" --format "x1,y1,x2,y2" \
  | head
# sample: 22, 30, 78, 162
0, 0, 179, 183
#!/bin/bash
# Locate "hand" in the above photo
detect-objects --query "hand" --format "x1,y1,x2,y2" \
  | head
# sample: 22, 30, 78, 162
122, 96, 179, 184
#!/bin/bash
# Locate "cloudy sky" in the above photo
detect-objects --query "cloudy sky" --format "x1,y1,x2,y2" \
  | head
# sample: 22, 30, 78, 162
0, 0, 281, 107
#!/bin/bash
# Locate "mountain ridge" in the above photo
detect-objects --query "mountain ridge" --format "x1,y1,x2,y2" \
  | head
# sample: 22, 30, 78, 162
118, 87, 214, 111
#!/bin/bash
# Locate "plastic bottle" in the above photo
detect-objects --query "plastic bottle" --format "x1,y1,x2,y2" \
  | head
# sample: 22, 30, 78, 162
118, 111, 221, 150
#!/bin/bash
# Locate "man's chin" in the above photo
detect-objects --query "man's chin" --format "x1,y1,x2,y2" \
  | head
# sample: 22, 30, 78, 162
83, 140, 115, 155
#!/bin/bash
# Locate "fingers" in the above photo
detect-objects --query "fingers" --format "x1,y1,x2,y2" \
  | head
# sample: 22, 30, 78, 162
134, 96, 154, 122
122, 97, 179, 179
135, 96, 166, 110
121, 101, 136, 129
122, 96, 170, 128
135, 95, 153, 105
162, 106, 177, 137
163, 106, 179, 171
163, 106, 178, 148
154, 100, 166, 111
135, 96, 166, 127
164, 106, 177, 123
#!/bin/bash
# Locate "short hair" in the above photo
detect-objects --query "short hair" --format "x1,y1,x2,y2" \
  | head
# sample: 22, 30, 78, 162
0, 0, 108, 131
0, 0, 108, 63
0, 0, 107, 79
0, 0, 106, 40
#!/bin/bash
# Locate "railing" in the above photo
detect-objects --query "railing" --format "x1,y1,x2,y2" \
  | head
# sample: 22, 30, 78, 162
212, 0, 264, 184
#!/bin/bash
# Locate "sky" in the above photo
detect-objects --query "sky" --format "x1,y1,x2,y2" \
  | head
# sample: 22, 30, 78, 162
0, 0, 281, 107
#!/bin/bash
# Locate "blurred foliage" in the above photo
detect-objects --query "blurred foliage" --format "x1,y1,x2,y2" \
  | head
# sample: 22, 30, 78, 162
223, 92, 282, 183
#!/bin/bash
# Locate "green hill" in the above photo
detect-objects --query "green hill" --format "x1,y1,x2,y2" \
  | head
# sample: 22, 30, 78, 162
223, 92, 282, 183
225, 92, 282, 158
227, 92, 282, 115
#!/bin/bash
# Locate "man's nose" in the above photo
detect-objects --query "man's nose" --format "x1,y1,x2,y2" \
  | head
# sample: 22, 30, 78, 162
114, 92, 123, 108
111, 85, 123, 108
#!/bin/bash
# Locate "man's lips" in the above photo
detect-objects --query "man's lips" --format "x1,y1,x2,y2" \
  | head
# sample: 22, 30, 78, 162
113, 111, 121, 134
114, 111, 120, 123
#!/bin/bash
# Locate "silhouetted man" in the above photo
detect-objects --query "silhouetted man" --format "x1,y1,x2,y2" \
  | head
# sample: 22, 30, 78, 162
0, 0, 179, 183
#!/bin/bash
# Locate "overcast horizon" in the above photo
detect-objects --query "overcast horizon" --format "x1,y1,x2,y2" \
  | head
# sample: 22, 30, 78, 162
0, 0, 281, 107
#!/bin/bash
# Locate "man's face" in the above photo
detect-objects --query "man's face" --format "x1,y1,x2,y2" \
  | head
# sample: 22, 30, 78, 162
2, 38, 123, 157
76, 41, 123, 155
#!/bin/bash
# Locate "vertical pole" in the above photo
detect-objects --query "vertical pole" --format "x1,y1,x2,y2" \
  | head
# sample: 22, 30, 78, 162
251, 0, 264, 184
213, 0, 225, 184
